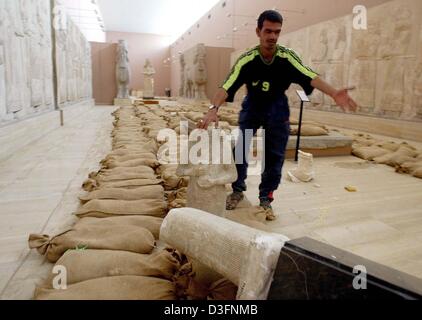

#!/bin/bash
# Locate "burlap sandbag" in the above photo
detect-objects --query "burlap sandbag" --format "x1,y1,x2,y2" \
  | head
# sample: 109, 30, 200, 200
82, 179, 97, 192
373, 154, 414, 167
113, 142, 158, 154
375, 141, 400, 152
353, 138, 378, 147
290, 125, 328, 136
101, 155, 157, 167
185, 112, 205, 122
159, 166, 189, 190
169, 198, 187, 209
75, 215, 163, 239
412, 166, 422, 179
208, 279, 238, 300
97, 178, 162, 189
94, 166, 155, 178
74, 199, 167, 218
28, 225, 155, 263
94, 172, 157, 182
162, 171, 189, 191
106, 158, 160, 169
167, 188, 187, 209
108, 149, 155, 157
113, 141, 158, 152
34, 275, 176, 300
42, 249, 180, 288
373, 145, 418, 166
102, 153, 157, 164
79, 185, 164, 203
112, 138, 153, 145
352, 146, 392, 161
395, 160, 419, 174
167, 188, 187, 203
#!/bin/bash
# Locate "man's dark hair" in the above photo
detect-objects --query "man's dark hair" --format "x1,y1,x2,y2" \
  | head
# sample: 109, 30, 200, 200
257, 10, 284, 29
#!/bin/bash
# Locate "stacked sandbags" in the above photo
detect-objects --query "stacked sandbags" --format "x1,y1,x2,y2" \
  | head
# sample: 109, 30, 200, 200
35, 276, 177, 300
29, 104, 241, 300
290, 125, 328, 136
171, 261, 238, 300
29, 106, 186, 300
40, 248, 181, 289
75, 199, 167, 218
289, 119, 329, 136
167, 187, 188, 209
351, 133, 422, 179
157, 165, 189, 191
219, 110, 239, 126
28, 224, 156, 263
79, 185, 164, 203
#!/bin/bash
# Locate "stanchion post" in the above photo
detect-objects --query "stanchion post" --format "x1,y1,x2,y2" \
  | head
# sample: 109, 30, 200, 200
294, 90, 310, 162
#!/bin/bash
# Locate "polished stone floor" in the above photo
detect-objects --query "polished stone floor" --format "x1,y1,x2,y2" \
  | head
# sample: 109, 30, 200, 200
0, 104, 421, 299
0, 105, 116, 300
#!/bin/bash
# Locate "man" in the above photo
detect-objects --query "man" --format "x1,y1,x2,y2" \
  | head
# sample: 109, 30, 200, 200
198, 10, 357, 220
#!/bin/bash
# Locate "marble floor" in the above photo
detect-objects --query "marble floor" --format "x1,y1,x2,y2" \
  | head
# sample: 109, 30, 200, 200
0, 104, 421, 299
0, 105, 117, 300
229, 140, 422, 280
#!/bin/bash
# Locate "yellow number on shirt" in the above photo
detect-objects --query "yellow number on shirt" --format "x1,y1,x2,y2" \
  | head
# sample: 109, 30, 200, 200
262, 81, 270, 92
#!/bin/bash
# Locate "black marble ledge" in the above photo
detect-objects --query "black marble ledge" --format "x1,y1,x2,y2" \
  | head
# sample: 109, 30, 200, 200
267, 237, 422, 300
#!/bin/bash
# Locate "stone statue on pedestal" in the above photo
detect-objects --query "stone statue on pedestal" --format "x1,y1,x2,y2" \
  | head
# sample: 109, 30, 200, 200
115, 40, 130, 99
177, 128, 237, 217
143, 59, 155, 99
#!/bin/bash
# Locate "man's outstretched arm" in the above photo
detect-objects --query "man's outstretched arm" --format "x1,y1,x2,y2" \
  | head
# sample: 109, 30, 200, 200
311, 77, 358, 112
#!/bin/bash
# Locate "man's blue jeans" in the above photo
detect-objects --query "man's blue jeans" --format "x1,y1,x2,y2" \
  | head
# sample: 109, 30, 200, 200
231, 97, 290, 201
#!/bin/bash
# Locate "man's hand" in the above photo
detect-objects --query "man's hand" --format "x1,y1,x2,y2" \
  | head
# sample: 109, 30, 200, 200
332, 87, 358, 112
311, 77, 358, 113
197, 109, 219, 129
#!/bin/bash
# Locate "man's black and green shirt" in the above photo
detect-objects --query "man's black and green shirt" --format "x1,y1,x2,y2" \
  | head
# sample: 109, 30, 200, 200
221, 45, 318, 103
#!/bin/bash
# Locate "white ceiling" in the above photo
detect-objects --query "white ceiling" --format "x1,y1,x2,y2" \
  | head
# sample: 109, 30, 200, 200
97, 0, 220, 41
61, 0, 106, 42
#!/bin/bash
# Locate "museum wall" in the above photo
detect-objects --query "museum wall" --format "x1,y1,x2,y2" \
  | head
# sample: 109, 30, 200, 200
0, 0, 94, 161
0, 0, 93, 126
55, 7, 93, 108
91, 42, 117, 105
106, 31, 171, 97
169, 0, 389, 97
0, 0, 55, 125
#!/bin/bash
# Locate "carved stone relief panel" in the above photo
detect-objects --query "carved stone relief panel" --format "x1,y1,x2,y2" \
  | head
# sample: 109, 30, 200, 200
0, 0, 7, 121
412, 26, 422, 119
179, 44, 208, 100
279, 0, 422, 122
55, 3, 93, 107
0, 0, 56, 124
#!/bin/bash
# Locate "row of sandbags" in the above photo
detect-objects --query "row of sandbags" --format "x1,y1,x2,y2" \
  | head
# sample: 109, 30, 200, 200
351, 133, 422, 179
29, 106, 179, 300
29, 104, 236, 300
